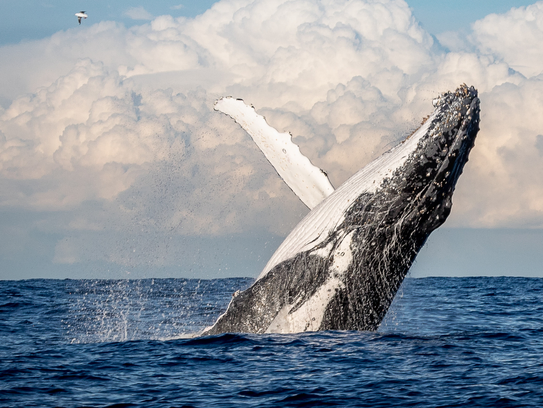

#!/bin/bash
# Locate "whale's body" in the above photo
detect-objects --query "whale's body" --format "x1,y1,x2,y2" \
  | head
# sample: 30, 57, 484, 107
205, 85, 480, 335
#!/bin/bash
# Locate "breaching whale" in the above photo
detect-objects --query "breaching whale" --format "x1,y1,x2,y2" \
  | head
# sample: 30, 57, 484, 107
205, 84, 480, 335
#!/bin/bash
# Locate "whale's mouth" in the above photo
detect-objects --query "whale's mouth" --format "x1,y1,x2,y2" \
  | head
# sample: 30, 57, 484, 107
429, 86, 480, 192
432, 86, 479, 150
402, 85, 479, 197
444, 88, 479, 181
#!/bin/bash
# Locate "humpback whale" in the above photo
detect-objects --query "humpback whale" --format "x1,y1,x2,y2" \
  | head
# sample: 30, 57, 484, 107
205, 84, 480, 335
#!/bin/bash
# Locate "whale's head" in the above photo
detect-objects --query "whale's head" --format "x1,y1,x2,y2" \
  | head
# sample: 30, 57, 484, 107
377, 84, 480, 234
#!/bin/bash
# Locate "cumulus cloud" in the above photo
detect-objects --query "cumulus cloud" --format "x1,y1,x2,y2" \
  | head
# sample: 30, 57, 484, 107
450, 79, 543, 229
471, 2, 543, 78
1, 0, 543, 274
124, 6, 154, 21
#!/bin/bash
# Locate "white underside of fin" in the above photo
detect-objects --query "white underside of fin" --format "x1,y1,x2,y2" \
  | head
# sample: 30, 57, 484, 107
214, 97, 335, 210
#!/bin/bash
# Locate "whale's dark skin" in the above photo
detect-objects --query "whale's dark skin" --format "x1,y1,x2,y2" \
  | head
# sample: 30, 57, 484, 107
205, 85, 480, 335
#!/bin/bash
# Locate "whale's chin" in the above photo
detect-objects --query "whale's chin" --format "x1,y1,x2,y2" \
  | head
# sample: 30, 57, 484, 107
205, 84, 480, 335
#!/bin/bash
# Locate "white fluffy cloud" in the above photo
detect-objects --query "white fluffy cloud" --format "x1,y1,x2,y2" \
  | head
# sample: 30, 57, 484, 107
124, 7, 154, 21
471, 2, 543, 78
1, 0, 543, 273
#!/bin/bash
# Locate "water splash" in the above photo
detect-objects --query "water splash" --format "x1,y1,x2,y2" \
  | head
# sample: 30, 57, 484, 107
63, 278, 252, 343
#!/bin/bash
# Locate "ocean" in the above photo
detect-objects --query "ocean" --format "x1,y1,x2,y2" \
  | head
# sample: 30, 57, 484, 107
1, 276, 543, 407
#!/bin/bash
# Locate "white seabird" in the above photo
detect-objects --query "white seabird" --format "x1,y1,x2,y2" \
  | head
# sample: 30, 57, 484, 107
75, 11, 88, 25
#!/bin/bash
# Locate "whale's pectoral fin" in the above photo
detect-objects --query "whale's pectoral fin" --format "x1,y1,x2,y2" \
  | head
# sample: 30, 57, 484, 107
214, 97, 335, 209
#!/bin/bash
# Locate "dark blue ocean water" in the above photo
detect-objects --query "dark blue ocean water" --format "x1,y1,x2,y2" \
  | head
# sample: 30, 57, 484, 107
1, 277, 543, 407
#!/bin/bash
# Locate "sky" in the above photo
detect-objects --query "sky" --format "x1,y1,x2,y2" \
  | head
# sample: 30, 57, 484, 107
0, 0, 542, 280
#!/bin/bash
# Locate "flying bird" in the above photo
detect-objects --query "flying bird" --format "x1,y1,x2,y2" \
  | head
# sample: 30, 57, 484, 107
75, 11, 88, 25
